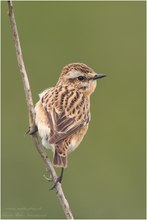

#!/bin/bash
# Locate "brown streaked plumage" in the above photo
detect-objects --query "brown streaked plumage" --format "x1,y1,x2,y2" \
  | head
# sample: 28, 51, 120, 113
35, 63, 106, 169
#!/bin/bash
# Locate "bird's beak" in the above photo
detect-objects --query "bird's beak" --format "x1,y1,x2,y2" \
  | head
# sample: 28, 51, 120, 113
93, 73, 106, 80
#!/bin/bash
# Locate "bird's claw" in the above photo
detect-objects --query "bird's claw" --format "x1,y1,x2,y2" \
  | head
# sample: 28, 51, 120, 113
50, 168, 64, 190
25, 126, 38, 136
50, 176, 62, 190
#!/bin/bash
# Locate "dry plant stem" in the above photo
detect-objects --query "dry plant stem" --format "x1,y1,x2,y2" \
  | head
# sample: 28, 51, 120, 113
7, 1, 74, 219
7, 0, 35, 131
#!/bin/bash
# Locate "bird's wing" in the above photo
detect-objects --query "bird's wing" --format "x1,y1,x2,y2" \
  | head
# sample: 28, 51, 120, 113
47, 108, 85, 144
41, 88, 89, 144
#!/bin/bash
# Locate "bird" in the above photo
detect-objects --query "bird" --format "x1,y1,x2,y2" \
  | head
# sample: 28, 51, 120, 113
34, 63, 106, 188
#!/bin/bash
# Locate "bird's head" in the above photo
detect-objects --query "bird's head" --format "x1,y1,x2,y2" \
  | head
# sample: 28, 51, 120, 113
57, 63, 106, 96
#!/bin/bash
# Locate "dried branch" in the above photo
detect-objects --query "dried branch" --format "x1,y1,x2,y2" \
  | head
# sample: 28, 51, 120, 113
7, 1, 74, 219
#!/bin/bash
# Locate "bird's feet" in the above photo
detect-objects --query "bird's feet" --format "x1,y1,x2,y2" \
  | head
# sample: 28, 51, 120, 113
25, 125, 38, 135
49, 168, 64, 190
49, 175, 63, 190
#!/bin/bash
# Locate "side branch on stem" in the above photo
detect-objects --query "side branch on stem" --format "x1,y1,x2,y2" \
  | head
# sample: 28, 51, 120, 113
7, 1, 74, 219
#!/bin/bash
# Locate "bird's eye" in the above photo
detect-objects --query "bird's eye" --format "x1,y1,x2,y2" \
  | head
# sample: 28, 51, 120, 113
78, 76, 85, 81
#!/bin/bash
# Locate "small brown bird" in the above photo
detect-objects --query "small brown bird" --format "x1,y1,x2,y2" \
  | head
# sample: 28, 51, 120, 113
35, 63, 106, 187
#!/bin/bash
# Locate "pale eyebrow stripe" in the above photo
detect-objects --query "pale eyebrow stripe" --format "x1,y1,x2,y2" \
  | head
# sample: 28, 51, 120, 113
65, 70, 83, 79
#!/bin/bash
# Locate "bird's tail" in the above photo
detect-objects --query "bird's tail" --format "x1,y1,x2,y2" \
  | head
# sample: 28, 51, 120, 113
53, 150, 67, 168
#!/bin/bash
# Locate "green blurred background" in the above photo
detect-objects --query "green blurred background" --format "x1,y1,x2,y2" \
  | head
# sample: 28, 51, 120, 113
2, 1, 145, 219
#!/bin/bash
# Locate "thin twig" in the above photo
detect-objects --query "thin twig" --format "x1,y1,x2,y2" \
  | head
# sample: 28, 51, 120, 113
7, 1, 74, 219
